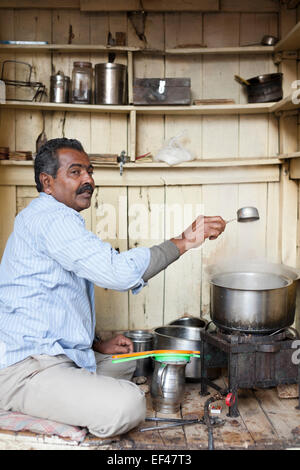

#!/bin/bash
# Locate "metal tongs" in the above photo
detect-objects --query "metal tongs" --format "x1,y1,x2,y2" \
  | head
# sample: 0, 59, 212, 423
139, 417, 202, 432
139, 416, 224, 432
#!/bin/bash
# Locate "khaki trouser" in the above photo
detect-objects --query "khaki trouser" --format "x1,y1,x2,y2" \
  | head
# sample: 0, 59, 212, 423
0, 352, 146, 438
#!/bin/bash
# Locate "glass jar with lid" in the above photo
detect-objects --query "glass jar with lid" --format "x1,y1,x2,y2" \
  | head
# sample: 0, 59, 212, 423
71, 61, 92, 104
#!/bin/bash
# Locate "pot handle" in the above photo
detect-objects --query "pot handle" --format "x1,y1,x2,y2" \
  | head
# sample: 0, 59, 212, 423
234, 75, 250, 86
285, 327, 300, 340
157, 363, 168, 398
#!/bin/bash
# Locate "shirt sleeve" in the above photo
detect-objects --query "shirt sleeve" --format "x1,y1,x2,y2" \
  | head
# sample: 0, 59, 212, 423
40, 210, 151, 294
143, 240, 180, 282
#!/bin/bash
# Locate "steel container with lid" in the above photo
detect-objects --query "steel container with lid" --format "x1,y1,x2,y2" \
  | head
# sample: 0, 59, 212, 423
50, 71, 70, 103
94, 63, 127, 105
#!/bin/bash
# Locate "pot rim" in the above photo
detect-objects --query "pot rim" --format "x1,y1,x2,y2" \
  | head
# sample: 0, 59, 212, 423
124, 329, 154, 341
206, 261, 300, 281
247, 72, 283, 83
169, 317, 206, 327
210, 271, 293, 291
153, 325, 203, 341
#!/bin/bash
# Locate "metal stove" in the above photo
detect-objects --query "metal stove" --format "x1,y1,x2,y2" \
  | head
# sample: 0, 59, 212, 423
200, 323, 300, 417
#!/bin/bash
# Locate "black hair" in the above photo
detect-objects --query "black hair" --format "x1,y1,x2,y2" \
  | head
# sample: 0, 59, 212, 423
34, 138, 85, 192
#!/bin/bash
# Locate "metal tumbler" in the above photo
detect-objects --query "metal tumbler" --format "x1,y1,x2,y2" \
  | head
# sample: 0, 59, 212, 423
124, 330, 153, 377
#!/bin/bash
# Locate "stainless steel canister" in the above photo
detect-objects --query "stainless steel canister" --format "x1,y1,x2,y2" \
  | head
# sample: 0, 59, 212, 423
50, 71, 70, 103
94, 63, 127, 105
124, 330, 153, 377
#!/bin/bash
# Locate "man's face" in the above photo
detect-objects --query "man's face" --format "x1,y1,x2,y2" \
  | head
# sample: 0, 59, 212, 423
41, 148, 95, 212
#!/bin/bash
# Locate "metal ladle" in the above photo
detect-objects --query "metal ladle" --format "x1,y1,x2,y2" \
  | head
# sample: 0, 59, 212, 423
226, 206, 260, 224
241, 35, 279, 47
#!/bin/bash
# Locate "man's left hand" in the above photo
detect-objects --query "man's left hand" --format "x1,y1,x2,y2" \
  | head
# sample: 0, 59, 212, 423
93, 334, 134, 355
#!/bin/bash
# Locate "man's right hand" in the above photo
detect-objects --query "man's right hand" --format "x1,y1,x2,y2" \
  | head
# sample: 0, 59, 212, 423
171, 215, 226, 255
93, 334, 134, 355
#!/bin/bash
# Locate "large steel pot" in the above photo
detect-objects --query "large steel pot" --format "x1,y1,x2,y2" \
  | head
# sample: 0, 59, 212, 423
210, 271, 295, 334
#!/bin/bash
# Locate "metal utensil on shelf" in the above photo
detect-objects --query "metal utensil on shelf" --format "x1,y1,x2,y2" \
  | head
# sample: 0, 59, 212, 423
240, 35, 279, 47
50, 71, 70, 103
1, 60, 46, 102
234, 73, 283, 103
226, 206, 260, 224
261, 35, 278, 46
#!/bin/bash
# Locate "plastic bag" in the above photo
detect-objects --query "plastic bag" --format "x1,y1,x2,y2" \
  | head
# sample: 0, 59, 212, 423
153, 131, 194, 166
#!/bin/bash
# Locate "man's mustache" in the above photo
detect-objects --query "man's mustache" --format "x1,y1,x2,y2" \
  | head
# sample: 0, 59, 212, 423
76, 184, 94, 195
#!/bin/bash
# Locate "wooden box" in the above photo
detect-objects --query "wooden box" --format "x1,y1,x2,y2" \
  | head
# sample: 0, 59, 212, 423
133, 78, 191, 105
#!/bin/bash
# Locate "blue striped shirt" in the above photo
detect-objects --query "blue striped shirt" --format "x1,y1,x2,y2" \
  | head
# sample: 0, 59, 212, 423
0, 192, 150, 372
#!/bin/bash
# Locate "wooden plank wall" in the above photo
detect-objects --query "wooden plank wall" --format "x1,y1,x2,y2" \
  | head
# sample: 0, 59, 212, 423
1, 1, 300, 332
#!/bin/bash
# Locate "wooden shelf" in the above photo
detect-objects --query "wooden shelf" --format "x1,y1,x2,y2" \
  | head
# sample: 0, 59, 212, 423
0, 44, 274, 55
0, 44, 139, 53
270, 94, 300, 113
131, 158, 281, 167
164, 46, 275, 55
0, 158, 281, 187
0, 157, 282, 168
134, 103, 273, 115
0, 100, 274, 115
0, 101, 133, 114
274, 21, 300, 52
278, 152, 300, 159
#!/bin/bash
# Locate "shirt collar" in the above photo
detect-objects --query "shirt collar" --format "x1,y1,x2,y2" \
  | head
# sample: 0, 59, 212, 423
39, 192, 85, 223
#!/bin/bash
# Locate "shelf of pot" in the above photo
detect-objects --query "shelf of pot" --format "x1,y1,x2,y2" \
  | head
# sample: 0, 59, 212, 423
0, 44, 274, 55
274, 21, 300, 52
0, 157, 282, 168
270, 94, 300, 113
0, 101, 275, 115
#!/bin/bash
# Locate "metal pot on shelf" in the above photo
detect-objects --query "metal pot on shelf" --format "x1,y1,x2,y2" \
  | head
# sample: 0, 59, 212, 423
235, 73, 283, 103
